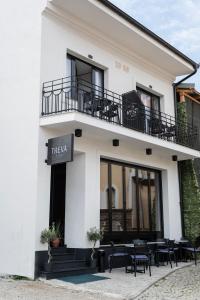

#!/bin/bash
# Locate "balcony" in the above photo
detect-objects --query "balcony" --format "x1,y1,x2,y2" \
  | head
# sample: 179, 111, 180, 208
41, 76, 200, 151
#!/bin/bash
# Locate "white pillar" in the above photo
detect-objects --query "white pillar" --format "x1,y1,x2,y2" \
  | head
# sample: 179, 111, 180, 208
65, 149, 100, 248
65, 153, 86, 248
162, 164, 182, 240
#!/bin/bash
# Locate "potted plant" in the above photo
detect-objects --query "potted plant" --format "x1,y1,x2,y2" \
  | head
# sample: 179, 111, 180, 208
87, 227, 104, 267
40, 223, 61, 263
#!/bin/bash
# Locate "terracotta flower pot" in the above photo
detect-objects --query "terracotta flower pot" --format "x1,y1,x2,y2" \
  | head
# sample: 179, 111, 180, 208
51, 238, 60, 248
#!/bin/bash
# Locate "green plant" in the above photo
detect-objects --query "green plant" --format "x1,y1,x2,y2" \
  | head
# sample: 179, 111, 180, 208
40, 223, 61, 244
178, 102, 200, 242
87, 227, 104, 260
40, 223, 61, 263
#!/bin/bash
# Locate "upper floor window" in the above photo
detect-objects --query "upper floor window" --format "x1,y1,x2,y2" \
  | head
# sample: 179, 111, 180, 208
67, 54, 104, 96
137, 87, 160, 112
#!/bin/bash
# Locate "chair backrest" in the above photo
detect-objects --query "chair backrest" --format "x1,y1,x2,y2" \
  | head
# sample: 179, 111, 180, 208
132, 239, 146, 246
167, 239, 176, 250
155, 238, 168, 250
195, 236, 200, 248
110, 241, 116, 254
133, 242, 149, 256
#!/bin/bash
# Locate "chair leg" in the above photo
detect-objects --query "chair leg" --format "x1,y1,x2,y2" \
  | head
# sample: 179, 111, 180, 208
194, 252, 197, 266
109, 257, 112, 273
169, 254, 172, 268
174, 253, 178, 267
149, 261, 151, 277
134, 261, 137, 277
155, 253, 159, 267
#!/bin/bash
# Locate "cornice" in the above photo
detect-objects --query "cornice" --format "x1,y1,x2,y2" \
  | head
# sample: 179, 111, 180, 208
43, 3, 175, 82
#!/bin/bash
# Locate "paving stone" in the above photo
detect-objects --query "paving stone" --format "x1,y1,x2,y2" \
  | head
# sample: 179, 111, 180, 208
136, 264, 200, 300
1, 263, 200, 299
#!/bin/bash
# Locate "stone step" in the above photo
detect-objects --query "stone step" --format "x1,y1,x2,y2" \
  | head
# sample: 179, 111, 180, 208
44, 260, 86, 272
41, 266, 97, 280
51, 253, 75, 261
50, 246, 74, 255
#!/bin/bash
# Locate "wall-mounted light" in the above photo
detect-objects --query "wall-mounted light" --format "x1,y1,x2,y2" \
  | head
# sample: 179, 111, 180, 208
172, 155, 178, 161
113, 139, 119, 147
75, 129, 82, 137
146, 148, 152, 155
88, 54, 93, 59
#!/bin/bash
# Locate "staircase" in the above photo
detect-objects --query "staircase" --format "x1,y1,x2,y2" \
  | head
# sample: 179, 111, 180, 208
40, 247, 97, 279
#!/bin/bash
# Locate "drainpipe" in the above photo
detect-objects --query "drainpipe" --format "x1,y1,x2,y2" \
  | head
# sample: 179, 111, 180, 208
173, 63, 199, 238
173, 63, 199, 119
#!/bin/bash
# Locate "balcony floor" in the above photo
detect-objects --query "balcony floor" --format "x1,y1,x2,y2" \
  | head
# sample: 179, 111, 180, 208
40, 111, 200, 161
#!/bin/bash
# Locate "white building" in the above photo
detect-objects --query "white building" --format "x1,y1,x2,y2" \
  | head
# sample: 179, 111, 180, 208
0, 0, 200, 279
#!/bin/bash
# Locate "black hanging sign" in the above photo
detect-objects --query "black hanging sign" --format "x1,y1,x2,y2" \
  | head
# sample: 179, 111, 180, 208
46, 134, 74, 165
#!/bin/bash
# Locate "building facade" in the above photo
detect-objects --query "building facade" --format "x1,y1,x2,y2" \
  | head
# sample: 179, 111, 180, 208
0, 0, 200, 278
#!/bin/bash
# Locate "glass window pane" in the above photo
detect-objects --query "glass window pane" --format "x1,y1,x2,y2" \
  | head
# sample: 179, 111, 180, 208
100, 162, 109, 232
138, 170, 150, 231
111, 164, 124, 231
152, 96, 159, 111
125, 167, 137, 231
150, 172, 161, 231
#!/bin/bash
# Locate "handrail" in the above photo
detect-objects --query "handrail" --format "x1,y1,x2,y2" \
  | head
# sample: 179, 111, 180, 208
41, 76, 200, 151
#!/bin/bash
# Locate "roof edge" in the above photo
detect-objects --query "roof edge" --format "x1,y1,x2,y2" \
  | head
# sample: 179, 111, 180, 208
98, 0, 198, 69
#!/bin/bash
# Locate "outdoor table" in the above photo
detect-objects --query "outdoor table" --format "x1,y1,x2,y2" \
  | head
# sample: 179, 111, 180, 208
124, 244, 135, 248
175, 240, 189, 244
147, 241, 165, 245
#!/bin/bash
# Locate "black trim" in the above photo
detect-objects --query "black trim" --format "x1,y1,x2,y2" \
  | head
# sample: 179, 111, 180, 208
159, 171, 164, 235
98, 0, 198, 68
173, 67, 198, 119
178, 161, 185, 238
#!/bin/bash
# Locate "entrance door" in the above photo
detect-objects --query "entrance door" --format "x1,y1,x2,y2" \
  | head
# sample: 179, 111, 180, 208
49, 163, 66, 240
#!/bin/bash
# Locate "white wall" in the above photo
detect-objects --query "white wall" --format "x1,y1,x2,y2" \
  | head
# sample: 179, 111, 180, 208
0, 1, 47, 278
36, 127, 182, 250
65, 153, 86, 248
40, 9, 175, 117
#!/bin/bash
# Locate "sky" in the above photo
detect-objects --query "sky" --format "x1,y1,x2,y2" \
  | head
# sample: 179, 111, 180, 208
110, 0, 200, 89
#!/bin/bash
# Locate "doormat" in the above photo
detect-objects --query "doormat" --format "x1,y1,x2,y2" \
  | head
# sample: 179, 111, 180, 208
58, 274, 110, 284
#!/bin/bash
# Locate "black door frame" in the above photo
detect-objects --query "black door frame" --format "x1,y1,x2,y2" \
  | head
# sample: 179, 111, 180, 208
49, 163, 66, 240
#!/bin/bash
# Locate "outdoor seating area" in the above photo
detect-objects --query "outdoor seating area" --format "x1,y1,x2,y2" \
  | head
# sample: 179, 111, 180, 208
101, 239, 200, 277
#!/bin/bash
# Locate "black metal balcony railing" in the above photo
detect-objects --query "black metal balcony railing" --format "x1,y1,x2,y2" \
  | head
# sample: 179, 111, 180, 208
42, 76, 200, 151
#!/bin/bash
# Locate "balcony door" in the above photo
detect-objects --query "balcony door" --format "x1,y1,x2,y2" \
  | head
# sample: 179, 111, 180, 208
67, 54, 104, 107
137, 87, 161, 134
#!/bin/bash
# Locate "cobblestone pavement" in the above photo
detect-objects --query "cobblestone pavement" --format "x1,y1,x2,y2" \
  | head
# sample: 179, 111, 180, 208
0, 263, 200, 300
136, 264, 200, 300
0, 278, 112, 300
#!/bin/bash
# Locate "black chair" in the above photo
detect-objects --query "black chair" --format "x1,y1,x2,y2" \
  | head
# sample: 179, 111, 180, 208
108, 242, 128, 273
182, 240, 200, 265
161, 125, 176, 141
150, 118, 166, 135
155, 239, 178, 268
100, 103, 120, 123
127, 241, 152, 277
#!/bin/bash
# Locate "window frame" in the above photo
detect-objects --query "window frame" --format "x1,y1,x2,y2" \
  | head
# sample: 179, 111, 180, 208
136, 87, 161, 112
100, 158, 164, 243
